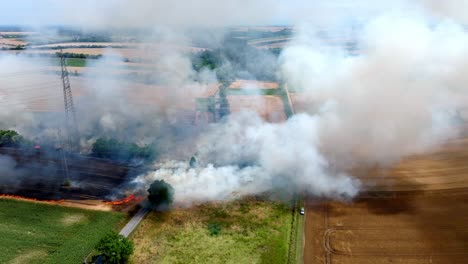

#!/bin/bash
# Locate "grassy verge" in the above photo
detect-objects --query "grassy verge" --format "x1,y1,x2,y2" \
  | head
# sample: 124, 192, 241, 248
64, 58, 87, 67
47, 57, 88, 67
130, 198, 292, 264
0, 199, 124, 264
278, 83, 294, 118
294, 199, 305, 264
286, 196, 305, 264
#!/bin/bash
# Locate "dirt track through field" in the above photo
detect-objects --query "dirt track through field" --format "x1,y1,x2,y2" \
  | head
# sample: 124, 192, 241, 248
304, 136, 468, 264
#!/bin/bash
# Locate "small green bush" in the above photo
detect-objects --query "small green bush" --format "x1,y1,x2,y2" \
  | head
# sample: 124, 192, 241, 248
207, 222, 222, 236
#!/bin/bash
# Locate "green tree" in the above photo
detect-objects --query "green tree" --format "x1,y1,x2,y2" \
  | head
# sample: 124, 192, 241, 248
95, 232, 134, 264
189, 156, 198, 168
147, 179, 174, 210
91, 138, 155, 162
0, 130, 28, 148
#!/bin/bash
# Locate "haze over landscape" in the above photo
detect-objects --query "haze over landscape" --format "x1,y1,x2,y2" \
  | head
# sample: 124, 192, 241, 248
0, 1, 468, 263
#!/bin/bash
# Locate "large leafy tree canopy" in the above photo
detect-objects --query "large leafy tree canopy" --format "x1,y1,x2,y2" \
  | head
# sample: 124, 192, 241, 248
95, 232, 134, 264
91, 138, 155, 162
0, 130, 30, 148
147, 179, 174, 210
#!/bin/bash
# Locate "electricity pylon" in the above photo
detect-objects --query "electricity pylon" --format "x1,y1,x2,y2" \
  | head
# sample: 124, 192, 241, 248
59, 50, 80, 152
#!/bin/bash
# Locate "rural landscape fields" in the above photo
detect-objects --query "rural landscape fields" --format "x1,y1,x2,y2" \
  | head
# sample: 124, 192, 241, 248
304, 136, 468, 264
2, 1, 468, 263
0, 26, 301, 263
0, 199, 124, 264
130, 198, 292, 263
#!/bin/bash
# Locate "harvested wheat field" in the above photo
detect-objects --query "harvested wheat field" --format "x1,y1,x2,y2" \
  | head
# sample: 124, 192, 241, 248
0, 38, 26, 46
229, 79, 279, 90
304, 136, 468, 264
16, 48, 152, 61
0, 69, 218, 113
228, 95, 287, 122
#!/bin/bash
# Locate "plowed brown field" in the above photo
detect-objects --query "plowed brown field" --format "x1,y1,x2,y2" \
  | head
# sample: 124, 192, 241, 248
304, 137, 468, 264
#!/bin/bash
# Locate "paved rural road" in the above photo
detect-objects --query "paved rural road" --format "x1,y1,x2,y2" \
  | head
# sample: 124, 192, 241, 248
119, 207, 149, 237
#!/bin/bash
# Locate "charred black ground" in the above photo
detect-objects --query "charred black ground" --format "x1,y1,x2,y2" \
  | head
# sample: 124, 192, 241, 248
0, 147, 145, 200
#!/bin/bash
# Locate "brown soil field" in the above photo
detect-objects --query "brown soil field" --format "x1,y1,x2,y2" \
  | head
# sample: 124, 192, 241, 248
229, 79, 279, 89
0, 73, 65, 112
128, 82, 220, 110
0, 32, 36, 36
0, 196, 112, 211
17, 48, 154, 61
0, 38, 26, 46
289, 93, 318, 114
304, 136, 468, 264
0, 70, 285, 123
228, 95, 287, 122
257, 43, 290, 49
0, 72, 219, 113
30, 42, 141, 48
232, 26, 292, 32
27, 43, 205, 56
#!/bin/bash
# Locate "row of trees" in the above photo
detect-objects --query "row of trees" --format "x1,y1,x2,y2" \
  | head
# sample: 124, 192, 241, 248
0, 130, 31, 148
191, 38, 279, 82
91, 138, 155, 162
0, 131, 156, 163
0, 45, 25, 50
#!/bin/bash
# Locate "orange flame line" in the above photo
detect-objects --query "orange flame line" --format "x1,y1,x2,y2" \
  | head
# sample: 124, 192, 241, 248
105, 194, 143, 205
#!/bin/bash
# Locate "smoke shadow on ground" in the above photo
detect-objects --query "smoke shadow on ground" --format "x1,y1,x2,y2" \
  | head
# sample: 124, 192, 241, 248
0, 147, 140, 200
358, 180, 422, 215
359, 194, 416, 215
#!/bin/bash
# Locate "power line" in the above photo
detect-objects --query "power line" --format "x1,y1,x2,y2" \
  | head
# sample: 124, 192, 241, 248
59, 50, 80, 153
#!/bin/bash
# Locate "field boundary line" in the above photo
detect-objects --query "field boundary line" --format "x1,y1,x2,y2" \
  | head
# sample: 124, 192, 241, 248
287, 197, 299, 264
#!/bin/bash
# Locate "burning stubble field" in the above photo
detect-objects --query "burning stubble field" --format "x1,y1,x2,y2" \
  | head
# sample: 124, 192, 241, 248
130, 198, 292, 264
303, 135, 468, 264
0, 198, 125, 264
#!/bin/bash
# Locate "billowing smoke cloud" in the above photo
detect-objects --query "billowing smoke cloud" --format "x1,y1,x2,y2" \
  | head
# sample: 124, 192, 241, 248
133, 4, 468, 204
281, 15, 468, 167
418, 0, 468, 23
2, 0, 468, 204
71, 50, 217, 156
0, 155, 28, 187
135, 112, 360, 203
0, 154, 59, 190
53, 0, 283, 29
0, 54, 64, 142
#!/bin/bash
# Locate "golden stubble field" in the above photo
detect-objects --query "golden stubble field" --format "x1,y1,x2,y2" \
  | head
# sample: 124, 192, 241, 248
304, 136, 468, 264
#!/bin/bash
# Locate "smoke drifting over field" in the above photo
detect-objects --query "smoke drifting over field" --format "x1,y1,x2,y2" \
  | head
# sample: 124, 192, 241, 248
133, 1, 468, 203
135, 113, 360, 202
2, 1, 468, 203
282, 15, 468, 166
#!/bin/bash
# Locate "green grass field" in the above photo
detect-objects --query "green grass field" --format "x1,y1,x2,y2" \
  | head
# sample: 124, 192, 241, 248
130, 198, 292, 264
0, 199, 124, 264
65, 58, 87, 67
48, 57, 88, 67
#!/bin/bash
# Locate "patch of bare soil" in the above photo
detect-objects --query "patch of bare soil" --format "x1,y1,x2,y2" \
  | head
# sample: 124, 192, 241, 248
8, 250, 47, 264
304, 137, 468, 264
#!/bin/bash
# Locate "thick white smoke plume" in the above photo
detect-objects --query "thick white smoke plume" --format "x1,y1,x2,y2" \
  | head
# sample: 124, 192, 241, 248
135, 112, 360, 203
3, 0, 468, 204
281, 15, 468, 167
135, 4, 468, 204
